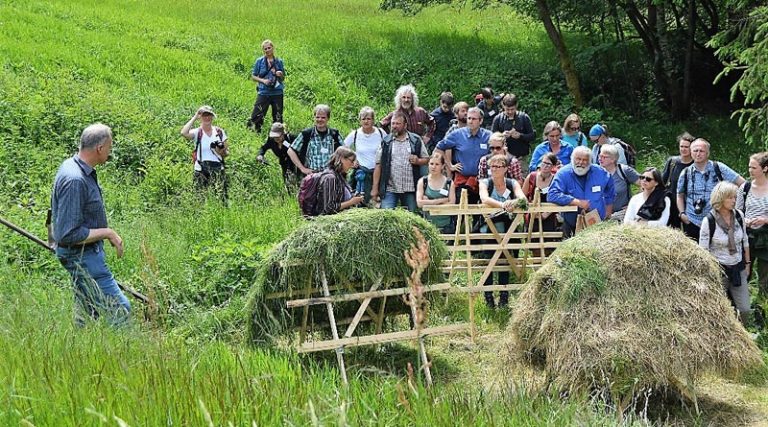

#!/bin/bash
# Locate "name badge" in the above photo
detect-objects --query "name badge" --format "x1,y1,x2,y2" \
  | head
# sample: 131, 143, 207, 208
541, 186, 549, 194
480, 144, 488, 150
439, 188, 449, 196
502, 189, 511, 199
489, 110, 496, 116
282, 141, 291, 148
320, 147, 329, 154
591, 185, 601, 193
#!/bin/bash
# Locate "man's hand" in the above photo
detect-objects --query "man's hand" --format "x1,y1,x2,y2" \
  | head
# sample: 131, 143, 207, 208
300, 166, 313, 175
275, 70, 284, 78
409, 154, 419, 165
451, 163, 464, 173
107, 229, 124, 258
574, 199, 590, 210
370, 189, 380, 202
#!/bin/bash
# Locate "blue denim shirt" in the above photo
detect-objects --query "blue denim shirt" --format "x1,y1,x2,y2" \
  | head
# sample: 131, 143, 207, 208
529, 140, 573, 171
51, 155, 108, 245
252, 56, 285, 96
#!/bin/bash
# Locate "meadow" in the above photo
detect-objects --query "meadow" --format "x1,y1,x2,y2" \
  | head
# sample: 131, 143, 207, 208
1, 0, 766, 425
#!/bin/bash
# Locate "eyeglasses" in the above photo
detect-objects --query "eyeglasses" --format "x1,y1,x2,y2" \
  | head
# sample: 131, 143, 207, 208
490, 165, 506, 169
541, 162, 553, 167
490, 146, 504, 151
570, 126, 580, 131
639, 176, 654, 182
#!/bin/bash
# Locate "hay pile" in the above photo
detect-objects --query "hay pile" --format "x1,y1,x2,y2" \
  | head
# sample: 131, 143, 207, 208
246, 209, 447, 345
507, 223, 763, 403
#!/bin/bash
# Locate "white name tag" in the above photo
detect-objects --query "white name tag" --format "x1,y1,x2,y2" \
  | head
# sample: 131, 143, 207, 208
489, 110, 496, 116
282, 141, 291, 148
541, 186, 549, 194
439, 188, 449, 196
502, 189, 511, 199
320, 147, 329, 154
591, 185, 601, 193
480, 144, 487, 149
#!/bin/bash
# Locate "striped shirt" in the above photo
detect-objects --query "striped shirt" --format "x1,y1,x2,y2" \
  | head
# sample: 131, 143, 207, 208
51, 155, 108, 245
737, 181, 768, 222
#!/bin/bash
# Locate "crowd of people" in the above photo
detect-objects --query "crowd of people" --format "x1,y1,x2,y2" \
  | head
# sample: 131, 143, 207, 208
50, 39, 768, 327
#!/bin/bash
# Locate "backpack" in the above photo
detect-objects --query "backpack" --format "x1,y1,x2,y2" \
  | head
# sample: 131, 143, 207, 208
680, 161, 724, 195
298, 170, 330, 218
616, 164, 633, 202
297, 128, 341, 165
193, 127, 224, 165
739, 181, 752, 212
611, 137, 637, 168
706, 209, 744, 242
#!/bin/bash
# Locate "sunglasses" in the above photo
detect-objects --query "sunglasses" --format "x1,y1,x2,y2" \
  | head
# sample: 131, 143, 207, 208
490, 165, 506, 169
639, 176, 654, 182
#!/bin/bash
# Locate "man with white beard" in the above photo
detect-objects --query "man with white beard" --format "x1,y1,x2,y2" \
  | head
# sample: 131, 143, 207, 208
549, 146, 616, 237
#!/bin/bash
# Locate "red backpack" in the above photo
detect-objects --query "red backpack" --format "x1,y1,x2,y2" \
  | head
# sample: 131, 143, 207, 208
298, 171, 329, 218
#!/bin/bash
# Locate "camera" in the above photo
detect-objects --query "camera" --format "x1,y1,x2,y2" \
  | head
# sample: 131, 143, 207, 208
693, 198, 706, 215
210, 141, 225, 150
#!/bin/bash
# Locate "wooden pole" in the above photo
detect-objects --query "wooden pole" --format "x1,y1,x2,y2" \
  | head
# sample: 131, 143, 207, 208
320, 268, 348, 385
459, 189, 476, 343
410, 303, 433, 387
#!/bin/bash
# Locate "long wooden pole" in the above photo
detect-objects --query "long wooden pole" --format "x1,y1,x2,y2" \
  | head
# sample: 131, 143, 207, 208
0, 215, 152, 305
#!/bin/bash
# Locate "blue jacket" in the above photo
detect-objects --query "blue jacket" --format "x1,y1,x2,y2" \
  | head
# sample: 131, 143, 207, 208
548, 164, 616, 227
252, 56, 285, 96
430, 106, 455, 147
529, 140, 573, 171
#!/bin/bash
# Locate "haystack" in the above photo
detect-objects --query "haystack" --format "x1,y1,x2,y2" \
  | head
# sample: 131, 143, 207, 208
506, 223, 763, 405
246, 209, 447, 345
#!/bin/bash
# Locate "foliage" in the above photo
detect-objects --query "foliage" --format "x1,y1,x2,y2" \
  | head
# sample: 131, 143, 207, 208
710, 4, 768, 148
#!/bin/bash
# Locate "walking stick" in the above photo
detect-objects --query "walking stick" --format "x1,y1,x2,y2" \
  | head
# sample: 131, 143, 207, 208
0, 215, 152, 305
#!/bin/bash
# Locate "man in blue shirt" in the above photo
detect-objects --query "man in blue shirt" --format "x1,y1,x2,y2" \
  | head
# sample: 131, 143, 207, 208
677, 138, 744, 239
435, 107, 491, 204
51, 124, 130, 326
549, 146, 616, 237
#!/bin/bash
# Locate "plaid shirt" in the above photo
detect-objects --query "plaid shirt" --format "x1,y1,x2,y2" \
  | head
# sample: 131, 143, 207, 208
477, 153, 523, 183
291, 128, 336, 171
51, 155, 108, 245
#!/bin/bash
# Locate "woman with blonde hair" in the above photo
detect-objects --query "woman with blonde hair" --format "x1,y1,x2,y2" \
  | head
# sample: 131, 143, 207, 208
700, 181, 751, 324
737, 151, 768, 302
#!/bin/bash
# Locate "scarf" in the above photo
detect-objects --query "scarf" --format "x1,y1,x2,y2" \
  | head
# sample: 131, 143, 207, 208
636, 187, 667, 221
713, 210, 737, 255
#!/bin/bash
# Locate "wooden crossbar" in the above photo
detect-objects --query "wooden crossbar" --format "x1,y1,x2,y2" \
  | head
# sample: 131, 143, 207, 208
447, 242, 563, 251
286, 283, 454, 308
439, 232, 563, 240
423, 204, 576, 216
297, 324, 470, 353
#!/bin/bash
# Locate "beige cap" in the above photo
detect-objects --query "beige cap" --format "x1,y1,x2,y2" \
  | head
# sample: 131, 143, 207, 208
269, 122, 286, 138
198, 105, 216, 117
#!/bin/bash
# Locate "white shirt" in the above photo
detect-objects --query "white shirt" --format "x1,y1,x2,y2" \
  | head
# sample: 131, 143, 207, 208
623, 192, 670, 227
191, 127, 228, 171
344, 127, 386, 170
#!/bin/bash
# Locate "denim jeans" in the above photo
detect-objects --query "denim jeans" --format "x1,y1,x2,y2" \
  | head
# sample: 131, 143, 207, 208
56, 242, 131, 326
381, 191, 417, 212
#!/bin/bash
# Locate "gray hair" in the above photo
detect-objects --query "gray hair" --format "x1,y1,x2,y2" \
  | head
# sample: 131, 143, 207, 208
691, 138, 711, 152
314, 104, 331, 118
600, 144, 619, 161
571, 146, 592, 163
394, 84, 419, 109
80, 123, 112, 150
467, 107, 483, 120
543, 121, 562, 138
358, 106, 375, 121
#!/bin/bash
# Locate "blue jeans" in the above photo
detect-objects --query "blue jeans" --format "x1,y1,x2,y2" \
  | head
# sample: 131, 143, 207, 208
381, 191, 417, 212
56, 242, 131, 326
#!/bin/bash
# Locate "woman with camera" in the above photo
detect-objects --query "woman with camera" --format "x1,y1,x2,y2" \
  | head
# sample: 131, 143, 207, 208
623, 167, 670, 227
737, 152, 768, 302
247, 39, 286, 133
700, 182, 751, 325
180, 105, 229, 201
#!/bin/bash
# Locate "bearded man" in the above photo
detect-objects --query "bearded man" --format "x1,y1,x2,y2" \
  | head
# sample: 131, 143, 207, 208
549, 146, 616, 237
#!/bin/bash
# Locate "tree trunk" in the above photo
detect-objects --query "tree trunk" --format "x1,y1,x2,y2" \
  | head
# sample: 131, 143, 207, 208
535, 0, 584, 109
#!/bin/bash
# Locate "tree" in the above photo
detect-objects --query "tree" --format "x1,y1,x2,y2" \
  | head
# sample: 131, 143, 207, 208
710, 4, 768, 147
380, 0, 585, 109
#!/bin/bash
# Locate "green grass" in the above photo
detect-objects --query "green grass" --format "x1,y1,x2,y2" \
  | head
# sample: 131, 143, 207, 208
0, 0, 765, 424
